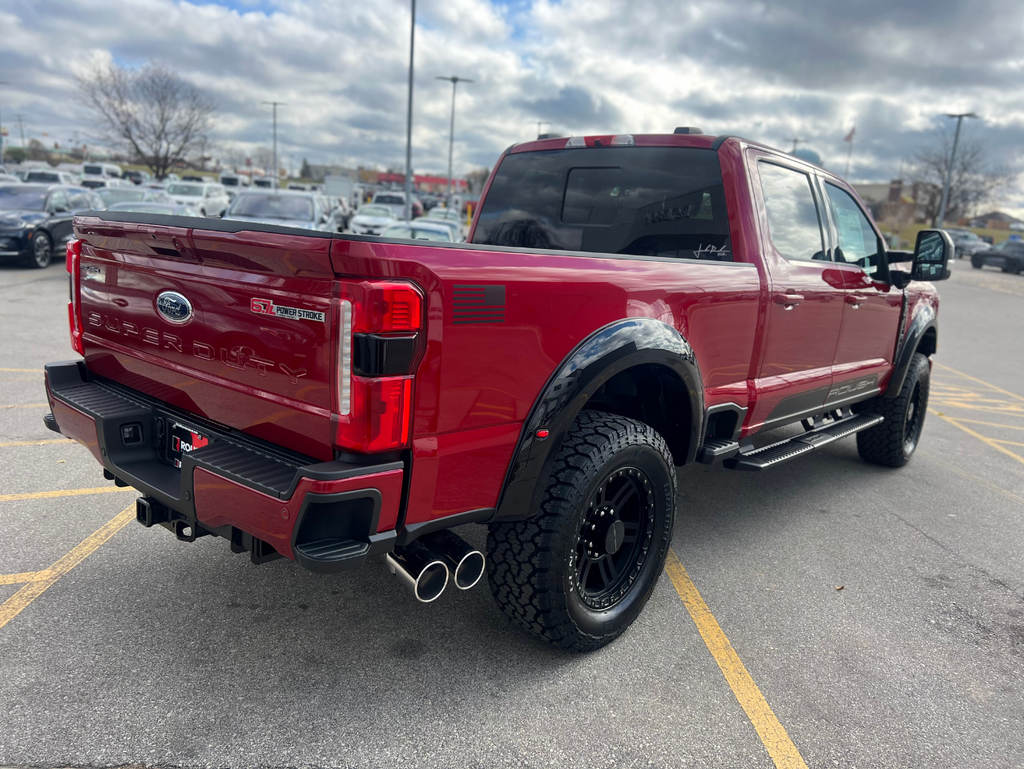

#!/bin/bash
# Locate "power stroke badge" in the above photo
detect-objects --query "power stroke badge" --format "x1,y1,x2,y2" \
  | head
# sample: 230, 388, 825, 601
250, 298, 325, 323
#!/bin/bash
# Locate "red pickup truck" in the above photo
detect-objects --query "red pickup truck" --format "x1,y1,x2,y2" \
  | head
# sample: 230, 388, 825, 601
44, 130, 951, 651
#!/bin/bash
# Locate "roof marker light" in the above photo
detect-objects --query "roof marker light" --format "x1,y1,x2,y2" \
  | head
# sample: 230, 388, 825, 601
610, 134, 635, 146
565, 136, 586, 148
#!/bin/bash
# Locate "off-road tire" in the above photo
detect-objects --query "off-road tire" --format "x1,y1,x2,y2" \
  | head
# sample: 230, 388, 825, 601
855, 353, 930, 467
486, 410, 676, 652
25, 232, 52, 269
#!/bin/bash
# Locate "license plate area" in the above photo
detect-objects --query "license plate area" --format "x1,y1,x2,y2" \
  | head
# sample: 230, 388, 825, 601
162, 419, 211, 469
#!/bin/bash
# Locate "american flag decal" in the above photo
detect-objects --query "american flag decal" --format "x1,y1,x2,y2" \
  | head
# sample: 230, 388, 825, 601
452, 284, 506, 324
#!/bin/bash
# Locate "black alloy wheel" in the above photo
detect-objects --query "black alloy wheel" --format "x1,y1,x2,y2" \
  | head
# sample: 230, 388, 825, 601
487, 410, 676, 652
28, 233, 52, 268
573, 466, 655, 611
902, 380, 924, 456
855, 352, 930, 468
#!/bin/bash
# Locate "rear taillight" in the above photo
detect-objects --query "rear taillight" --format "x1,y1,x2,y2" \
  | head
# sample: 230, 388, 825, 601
334, 281, 423, 453
66, 239, 84, 355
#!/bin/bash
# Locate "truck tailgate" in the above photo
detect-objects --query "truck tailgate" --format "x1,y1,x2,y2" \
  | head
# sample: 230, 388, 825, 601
74, 216, 338, 461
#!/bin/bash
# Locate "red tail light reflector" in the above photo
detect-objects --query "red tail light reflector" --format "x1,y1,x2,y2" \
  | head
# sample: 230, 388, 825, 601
335, 376, 413, 453
66, 239, 84, 355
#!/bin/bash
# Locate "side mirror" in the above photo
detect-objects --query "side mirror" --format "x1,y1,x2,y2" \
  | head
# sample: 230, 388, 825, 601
911, 229, 952, 282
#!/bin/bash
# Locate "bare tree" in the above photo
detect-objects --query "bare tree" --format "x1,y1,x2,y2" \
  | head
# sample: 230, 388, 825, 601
252, 145, 275, 177
465, 166, 491, 194
911, 125, 1013, 224
76, 61, 215, 180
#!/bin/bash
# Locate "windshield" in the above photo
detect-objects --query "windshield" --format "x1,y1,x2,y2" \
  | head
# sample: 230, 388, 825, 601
97, 188, 146, 205
374, 194, 404, 205
26, 172, 61, 182
0, 186, 48, 210
383, 225, 451, 241
222, 177, 240, 186
228, 194, 314, 220
357, 205, 392, 218
166, 183, 204, 196
83, 165, 105, 176
472, 147, 733, 260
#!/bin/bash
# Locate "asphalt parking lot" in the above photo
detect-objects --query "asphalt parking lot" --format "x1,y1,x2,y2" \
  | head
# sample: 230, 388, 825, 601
1, 259, 1022, 769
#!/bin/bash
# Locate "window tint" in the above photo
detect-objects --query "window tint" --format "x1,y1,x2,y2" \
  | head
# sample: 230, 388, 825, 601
824, 183, 883, 275
758, 163, 824, 262
472, 147, 732, 261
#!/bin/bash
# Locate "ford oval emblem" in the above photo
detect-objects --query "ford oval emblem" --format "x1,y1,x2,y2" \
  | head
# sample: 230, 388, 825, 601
156, 291, 194, 325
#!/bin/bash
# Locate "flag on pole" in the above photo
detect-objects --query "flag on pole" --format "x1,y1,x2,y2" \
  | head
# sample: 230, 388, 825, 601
844, 126, 856, 143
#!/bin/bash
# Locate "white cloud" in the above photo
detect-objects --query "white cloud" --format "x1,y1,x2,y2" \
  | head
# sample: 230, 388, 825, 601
1, 0, 1022, 215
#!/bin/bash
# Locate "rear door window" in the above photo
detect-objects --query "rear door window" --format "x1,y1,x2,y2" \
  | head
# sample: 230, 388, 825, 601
757, 162, 826, 262
472, 146, 732, 261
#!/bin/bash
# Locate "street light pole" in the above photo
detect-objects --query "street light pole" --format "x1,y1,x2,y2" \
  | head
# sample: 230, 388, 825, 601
404, 0, 417, 222
935, 112, 979, 228
0, 82, 9, 166
261, 101, 287, 188
436, 76, 473, 210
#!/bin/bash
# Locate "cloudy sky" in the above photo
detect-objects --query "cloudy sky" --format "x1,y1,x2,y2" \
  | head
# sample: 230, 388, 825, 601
3, 0, 1024, 211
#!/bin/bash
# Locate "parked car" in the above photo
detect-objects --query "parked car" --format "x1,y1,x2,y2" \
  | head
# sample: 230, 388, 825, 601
971, 239, 1024, 274
48, 131, 951, 651
123, 170, 153, 185
371, 190, 414, 219
106, 201, 202, 217
181, 174, 206, 182
0, 174, 21, 184
95, 188, 173, 207
80, 177, 135, 190
82, 162, 123, 178
223, 190, 336, 231
404, 216, 463, 242
165, 182, 230, 217
252, 177, 273, 188
381, 221, 458, 242
944, 228, 987, 259
348, 204, 396, 235
0, 184, 103, 268
25, 170, 79, 185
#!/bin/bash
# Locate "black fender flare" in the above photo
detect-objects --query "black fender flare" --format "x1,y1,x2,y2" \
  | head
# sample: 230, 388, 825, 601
492, 318, 703, 522
886, 301, 937, 399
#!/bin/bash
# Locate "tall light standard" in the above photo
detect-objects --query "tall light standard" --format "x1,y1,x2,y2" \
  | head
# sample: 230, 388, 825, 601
0, 82, 9, 166
935, 112, 979, 227
261, 100, 287, 188
403, 0, 416, 221
436, 76, 472, 210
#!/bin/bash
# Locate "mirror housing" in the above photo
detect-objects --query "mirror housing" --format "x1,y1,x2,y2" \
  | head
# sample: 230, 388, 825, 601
911, 229, 952, 282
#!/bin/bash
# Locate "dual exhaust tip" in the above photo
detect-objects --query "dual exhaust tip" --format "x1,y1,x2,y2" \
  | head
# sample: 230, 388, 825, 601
386, 529, 485, 603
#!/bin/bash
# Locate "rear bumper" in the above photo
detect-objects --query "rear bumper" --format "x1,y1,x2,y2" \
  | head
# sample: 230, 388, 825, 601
44, 360, 403, 573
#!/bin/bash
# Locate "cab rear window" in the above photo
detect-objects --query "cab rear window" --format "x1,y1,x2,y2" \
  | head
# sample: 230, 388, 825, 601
472, 146, 732, 261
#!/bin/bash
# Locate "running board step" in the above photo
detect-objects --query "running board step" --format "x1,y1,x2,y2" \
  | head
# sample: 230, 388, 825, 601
697, 437, 741, 464
723, 413, 885, 471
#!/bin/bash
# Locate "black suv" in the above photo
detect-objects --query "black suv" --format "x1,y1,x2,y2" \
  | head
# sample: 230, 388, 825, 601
971, 239, 1024, 275
0, 184, 104, 268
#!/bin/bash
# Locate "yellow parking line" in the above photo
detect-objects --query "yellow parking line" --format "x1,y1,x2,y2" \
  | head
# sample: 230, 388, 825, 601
0, 438, 73, 448
0, 403, 48, 409
932, 417, 1024, 432
993, 438, 1024, 448
921, 451, 1024, 507
929, 409, 1024, 467
933, 362, 1024, 402
664, 549, 808, 769
0, 486, 135, 502
0, 368, 41, 373
0, 503, 136, 631
0, 571, 52, 586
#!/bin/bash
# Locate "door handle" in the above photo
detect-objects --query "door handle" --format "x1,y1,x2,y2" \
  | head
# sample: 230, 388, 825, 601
773, 291, 804, 309
845, 294, 864, 309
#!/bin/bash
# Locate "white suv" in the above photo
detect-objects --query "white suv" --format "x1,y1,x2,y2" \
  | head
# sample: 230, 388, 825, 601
165, 182, 230, 217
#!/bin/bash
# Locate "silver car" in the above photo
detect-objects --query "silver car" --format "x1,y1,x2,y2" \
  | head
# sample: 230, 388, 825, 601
349, 204, 397, 236
223, 190, 336, 232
